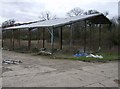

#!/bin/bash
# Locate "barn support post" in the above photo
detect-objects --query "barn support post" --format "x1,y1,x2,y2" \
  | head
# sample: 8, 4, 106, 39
89, 23, 92, 50
91, 24, 95, 51
18, 29, 20, 47
108, 23, 112, 32
2, 31, 3, 48
59, 26, 63, 50
70, 24, 73, 51
108, 23, 112, 49
37, 28, 40, 45
84, 20, 87, 53
42, 28, 45, 48
12, 29, 15, 50
2, 30, 5, 48
98, 24, 102, 51
28, 28, 32, 51
10, 30, 12, 49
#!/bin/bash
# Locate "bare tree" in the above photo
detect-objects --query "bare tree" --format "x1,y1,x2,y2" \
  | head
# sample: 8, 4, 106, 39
84, 10, 100, 15
103, 11, 109, 16
84, 10, 109, 16
67, 7, 84, 17
111, 16, 119, 26
2, 19, 15, 28
39, 11, 57, 20
118, 16, 120, 24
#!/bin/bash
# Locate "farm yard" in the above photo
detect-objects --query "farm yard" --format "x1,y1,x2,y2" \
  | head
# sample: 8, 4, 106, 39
2, 50, 119, 87
1, 1, 119, 87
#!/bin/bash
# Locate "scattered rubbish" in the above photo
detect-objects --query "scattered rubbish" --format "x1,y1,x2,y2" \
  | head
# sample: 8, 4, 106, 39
74, 53, 88, 57
38, 51, 52, 55
74, 49, 103, 59
86, 54, 103, 59
2, 60, 22, 64
114, 79, 120, 84
39, 48, 46, 51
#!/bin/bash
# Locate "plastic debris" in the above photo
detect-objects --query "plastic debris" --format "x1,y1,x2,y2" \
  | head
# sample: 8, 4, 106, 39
38, 51, 52, 55
2, 60, 22, 64
86, 54, 103, 59
74, 53, 88, 57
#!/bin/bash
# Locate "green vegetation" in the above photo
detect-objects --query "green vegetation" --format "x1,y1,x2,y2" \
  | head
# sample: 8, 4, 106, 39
71, 53, 118, 62
52, 51, 118, 62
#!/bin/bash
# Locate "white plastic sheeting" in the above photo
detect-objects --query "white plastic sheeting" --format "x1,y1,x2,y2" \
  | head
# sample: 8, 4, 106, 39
86, 54, 103, 59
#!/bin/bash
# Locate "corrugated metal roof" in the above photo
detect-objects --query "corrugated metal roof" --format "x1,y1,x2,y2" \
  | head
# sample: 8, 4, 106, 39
4, 14, 111, 30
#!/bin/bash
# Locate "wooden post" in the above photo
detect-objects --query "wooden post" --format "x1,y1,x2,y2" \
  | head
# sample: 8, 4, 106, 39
84, 20, 87, 53
92, 24, 95, 51
109, 23, 112, 32
42, 28, 45, 48
10, 30, 12, 49
18, 29, 20, 47
2, 30, 4, 48
99, 24, 101, 51
12, 29, 14, 50
59, 26, 63, 50
70, 24, 73, 50
89, 24, 92, 50
2, 33, 3, 48
28, 28, 32, 50
108, 24, 112, 49
37, 28, 40, 45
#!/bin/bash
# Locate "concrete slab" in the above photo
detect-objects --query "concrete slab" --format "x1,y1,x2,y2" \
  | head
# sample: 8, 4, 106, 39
86, 83, 105, 87
99, 77, 118, 87
82, 62, 118, 78
0, 78, 1, 88
2, 50, 118, 87
3, 65, 56, 77
3, 69, 108, 87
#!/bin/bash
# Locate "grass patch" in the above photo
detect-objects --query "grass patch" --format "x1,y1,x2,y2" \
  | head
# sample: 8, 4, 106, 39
71, 53, 118, 62
52, 52, 118, 62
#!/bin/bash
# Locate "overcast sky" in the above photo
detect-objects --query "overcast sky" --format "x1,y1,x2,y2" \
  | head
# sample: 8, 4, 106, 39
0, 0, 119, 24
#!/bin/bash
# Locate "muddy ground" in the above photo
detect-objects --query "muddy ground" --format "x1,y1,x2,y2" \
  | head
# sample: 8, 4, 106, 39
1, 50, 119, 87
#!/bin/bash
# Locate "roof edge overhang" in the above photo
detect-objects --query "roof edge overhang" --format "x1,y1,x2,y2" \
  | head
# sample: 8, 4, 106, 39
3, 14, 112, 30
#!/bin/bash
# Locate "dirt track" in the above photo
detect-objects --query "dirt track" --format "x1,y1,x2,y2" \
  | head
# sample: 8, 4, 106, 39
2, 50, 118, 87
